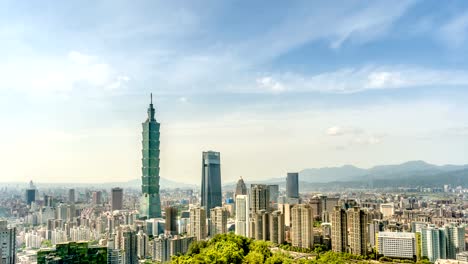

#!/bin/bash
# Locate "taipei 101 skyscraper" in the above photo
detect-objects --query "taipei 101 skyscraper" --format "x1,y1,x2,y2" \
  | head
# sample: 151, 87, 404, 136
140, 94, 162, 218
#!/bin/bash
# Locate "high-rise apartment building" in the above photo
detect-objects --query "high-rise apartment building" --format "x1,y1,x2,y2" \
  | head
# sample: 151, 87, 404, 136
249, 210, 269, 241
291, 204, 313, 249
235, 195, 249, 237
209, 207, 227, 237
348, 207, 368, 256
201, 151, 222, 218
136, 230, 148, 259
111, 187, 123, 211
235, 177, 247, 197
165, 206, 178, 236
286, 173, 299, 199
331, 206, 348, 253
152, 236, 171, 263
140, 94, 162, 219
309, 197, 321, 220
269, 210, 285, 244
121, 227, 138, 264
250, 184, 270, 214
0, 220, 16, 264
369, 219, 384, 248
189, 207, 206, 241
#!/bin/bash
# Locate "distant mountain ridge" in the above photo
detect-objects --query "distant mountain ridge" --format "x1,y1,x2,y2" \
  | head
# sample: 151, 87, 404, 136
300, 160, 468, 183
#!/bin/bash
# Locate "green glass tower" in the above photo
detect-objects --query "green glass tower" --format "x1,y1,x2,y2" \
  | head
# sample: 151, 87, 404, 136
140, 94, 162, 218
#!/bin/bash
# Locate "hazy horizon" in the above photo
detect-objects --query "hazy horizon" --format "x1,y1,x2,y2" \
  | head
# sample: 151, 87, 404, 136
1, 1, 468, 184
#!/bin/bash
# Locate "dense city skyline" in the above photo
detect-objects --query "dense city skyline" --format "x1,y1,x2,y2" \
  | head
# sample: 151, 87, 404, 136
1, 1, 468, 184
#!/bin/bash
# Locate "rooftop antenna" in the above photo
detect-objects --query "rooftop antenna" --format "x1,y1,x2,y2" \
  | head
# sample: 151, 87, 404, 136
150, 93, 153, 104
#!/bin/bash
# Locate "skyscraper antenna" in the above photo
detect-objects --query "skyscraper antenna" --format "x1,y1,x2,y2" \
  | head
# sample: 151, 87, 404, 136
150, 93, 153, 104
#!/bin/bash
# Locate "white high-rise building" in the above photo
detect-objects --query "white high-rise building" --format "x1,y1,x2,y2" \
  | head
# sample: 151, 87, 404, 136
235, 195, 249, 237
377, 232, 416, 259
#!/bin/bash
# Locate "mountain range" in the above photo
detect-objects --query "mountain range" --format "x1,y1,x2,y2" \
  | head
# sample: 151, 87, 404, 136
299, 160, 468, 184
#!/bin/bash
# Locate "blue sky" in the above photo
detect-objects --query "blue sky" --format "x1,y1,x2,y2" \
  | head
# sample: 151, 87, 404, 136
1, 0, 468, 184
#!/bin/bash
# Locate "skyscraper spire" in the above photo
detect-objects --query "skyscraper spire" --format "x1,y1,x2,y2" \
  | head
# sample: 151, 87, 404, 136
147, 93, 155, 121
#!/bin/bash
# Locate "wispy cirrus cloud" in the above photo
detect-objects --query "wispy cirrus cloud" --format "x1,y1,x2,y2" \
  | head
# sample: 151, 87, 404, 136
254, 66, 468, 94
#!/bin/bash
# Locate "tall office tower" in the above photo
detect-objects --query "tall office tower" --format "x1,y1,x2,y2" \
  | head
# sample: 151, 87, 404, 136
377, 232, 416, 259
201, 151, 222, 218
348, 207, 368, 256
444, 223, 465, 259
140, 94, 162, 219
165, 206, 178, 236
68, 189, 75, 204
111, 187, 123, 211
235, 195, 249, 237
249, 210, 269, 241
421, 225, 447, 262
269, 210, 285, 244
121, 227, 138, 264
291, 204, 313, 249
268, 185, 279, 204
152, 236, 171, 263
26, 180, 36, 206
189, 207, 206, 241
0, 220, 16, 264
286, 172, 299, 199
136, 230, 148, 259
235, 177, 247, 197
93, 191, 102, 205
250, 184, 270, 214
331, 206, 348, 253
209, 207, 227, 237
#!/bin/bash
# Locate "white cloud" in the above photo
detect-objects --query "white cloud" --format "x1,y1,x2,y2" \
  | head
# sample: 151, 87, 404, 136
256, 76, 285, 93
327, 126, 363, 136
0, 51, 129, 94
254, 66, 468, 94
178, 97, 188, 103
